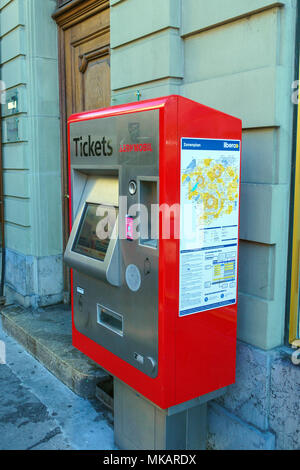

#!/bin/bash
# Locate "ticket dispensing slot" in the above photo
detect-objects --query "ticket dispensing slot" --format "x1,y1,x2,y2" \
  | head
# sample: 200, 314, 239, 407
97, 304, 124, 337
64, 175, 120, 287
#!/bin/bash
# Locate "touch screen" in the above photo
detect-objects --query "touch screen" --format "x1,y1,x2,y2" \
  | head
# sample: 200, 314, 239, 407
73, 203, 118, 262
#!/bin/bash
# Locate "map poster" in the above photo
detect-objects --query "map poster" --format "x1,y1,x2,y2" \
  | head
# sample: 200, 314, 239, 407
179, 138, 241, 317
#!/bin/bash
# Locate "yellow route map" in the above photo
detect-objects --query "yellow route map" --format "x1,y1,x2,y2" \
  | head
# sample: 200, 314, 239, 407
181, 156, 239, 227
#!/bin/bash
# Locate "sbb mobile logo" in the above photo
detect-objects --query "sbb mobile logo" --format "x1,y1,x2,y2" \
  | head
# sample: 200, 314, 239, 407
0, 340, 6, 364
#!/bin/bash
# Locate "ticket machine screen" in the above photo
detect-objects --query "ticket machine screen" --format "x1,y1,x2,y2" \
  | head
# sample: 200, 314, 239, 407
73, 203, 118, 262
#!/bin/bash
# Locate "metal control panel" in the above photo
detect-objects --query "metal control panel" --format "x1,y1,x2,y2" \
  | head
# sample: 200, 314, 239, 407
65, 110, 159, 378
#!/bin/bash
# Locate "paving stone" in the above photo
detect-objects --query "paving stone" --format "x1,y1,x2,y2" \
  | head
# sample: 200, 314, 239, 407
216, 341, 276, 430
0, 364, 72, 450
1, 303, 109, 399
0, 320, 116, 450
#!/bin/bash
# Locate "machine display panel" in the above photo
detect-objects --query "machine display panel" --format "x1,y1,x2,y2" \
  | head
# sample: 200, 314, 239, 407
73, 203, 118, 262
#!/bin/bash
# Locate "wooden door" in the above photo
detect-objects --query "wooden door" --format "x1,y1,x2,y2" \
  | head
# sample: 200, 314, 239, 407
53, 0, 111, 294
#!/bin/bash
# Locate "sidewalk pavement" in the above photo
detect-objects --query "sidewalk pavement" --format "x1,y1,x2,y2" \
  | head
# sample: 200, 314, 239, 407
0, 318, 116, 450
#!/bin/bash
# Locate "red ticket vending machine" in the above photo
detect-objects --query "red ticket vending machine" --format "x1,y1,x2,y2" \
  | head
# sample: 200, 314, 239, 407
65, 95, 242, 411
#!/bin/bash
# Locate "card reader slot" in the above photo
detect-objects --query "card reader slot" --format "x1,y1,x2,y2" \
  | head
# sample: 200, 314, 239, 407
97, 304, 123, 336
139, 179, 158, 249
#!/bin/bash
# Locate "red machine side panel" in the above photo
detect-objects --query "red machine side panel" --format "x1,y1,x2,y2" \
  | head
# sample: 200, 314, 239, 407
174, 97, 242, 404
69, 97, 177, 409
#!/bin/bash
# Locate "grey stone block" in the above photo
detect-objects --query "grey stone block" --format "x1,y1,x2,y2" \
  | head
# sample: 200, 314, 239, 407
111, 29, 183, 91
208, 402, 275, 450
241, 128, 278, 184
1, 304, 109, 399
111, 0, 180, 49
239, 241, 275, 300
237, 293, 283, 350
240, 182, 288, 245
181, 0, 285, 38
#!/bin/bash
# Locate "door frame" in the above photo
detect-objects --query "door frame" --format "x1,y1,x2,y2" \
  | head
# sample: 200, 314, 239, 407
53, 0, 110, 295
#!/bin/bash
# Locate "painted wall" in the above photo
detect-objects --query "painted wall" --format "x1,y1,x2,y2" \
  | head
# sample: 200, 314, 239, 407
110, 0, 299, 449
0, 0, 63, 307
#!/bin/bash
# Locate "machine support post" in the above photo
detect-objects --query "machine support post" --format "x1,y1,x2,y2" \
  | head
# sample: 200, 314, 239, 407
114, 379, 226, 450
66, 97, 241, 435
